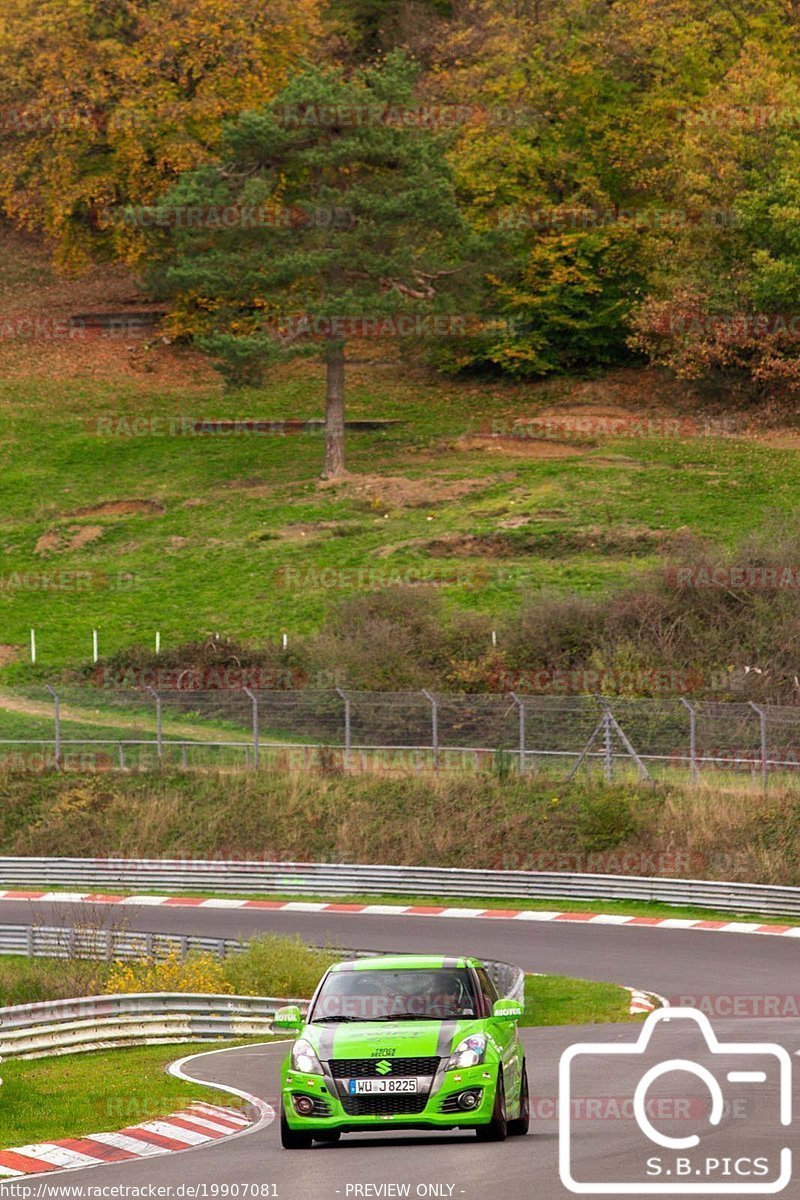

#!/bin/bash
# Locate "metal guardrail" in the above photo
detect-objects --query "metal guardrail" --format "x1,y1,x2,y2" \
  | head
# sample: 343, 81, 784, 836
0, 857, 798, 916
0, 925, 246, 962
0, 992, 303, 1059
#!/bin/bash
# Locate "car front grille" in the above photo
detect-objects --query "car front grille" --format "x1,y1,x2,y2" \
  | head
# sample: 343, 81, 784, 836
329, 1057, 439, 1078
340, 1094, 429, 1117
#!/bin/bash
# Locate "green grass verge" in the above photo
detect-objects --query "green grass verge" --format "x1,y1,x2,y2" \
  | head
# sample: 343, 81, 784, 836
522, 973, 637, 1027
0, 1041, 269, 1148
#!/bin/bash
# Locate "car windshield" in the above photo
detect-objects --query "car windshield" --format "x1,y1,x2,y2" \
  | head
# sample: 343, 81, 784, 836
309, 967, 478, 1022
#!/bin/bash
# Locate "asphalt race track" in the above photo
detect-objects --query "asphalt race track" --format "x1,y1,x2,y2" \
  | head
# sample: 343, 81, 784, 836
1, 897, 798, 1200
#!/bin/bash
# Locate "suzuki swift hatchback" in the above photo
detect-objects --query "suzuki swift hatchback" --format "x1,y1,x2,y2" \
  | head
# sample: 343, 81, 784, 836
275, 954, 529, 1147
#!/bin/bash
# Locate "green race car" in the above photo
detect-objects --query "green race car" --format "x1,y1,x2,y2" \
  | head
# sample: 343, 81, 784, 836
274, 953, 529, 1148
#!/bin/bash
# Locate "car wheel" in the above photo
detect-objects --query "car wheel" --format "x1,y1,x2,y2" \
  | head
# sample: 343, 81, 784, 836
312, 1131, 341, 1143
280, 1105, 314, 1149
475, 1072, 507, 1142
507, 1064, 530, 1136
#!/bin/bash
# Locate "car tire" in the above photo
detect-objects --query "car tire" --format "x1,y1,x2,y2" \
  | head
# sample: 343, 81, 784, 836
475, 1072, 508, 1142
312, 1131, 341, 1144
280, 1105, 314, 1149
507, 1064, 530, 1136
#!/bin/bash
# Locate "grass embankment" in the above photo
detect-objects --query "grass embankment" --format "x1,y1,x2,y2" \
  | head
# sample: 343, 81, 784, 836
522, 974, 637, 1027
0, 280, 795, 675
0, 1043, 256, 1148
0, 769, 797, 887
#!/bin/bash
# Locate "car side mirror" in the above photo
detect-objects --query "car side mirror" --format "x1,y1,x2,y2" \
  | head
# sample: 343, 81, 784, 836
493, 997, 524, 1022
273, 1004, 303, 1036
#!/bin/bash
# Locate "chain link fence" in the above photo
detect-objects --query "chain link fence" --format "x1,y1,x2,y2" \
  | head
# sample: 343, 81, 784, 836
1, 686, 800, 786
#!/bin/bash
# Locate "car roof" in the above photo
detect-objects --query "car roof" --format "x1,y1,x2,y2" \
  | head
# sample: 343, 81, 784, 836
328, 954, 480, 973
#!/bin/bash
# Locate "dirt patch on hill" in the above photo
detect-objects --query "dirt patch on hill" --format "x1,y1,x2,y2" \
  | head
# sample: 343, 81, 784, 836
424, 525, 670, 559
319, 473, 489, 509
0, 645, 20, 666
35, 525, 105, 555
69, 500, 165, 518
454, 434, 589, 459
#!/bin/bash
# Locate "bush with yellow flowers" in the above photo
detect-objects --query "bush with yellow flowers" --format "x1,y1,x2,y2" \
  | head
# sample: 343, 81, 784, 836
106, 949, 233, 995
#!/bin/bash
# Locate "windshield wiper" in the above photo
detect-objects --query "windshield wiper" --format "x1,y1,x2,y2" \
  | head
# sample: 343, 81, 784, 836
369, 1013, 448, 1021
310, 1015, 364, 1023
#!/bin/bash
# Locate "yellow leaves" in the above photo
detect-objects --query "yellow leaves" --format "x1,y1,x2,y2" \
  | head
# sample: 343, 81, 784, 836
0, 0, 320, 262
106, 950, 233, 995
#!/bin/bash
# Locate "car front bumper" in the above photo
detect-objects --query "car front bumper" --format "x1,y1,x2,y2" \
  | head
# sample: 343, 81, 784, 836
282, 1063, 499, 1132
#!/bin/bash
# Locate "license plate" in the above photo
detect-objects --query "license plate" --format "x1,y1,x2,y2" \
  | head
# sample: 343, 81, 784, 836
348, 1077, 419, 1094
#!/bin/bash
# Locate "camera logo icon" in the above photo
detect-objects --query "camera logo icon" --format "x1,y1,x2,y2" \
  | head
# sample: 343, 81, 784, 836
559, 1008, 792, 1194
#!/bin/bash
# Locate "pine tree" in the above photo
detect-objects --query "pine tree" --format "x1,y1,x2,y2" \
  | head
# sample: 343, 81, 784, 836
147, 52, 475, 477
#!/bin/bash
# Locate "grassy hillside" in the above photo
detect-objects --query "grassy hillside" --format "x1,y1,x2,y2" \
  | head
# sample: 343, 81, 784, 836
1, 229, 799, 676
0, 770, 796, 887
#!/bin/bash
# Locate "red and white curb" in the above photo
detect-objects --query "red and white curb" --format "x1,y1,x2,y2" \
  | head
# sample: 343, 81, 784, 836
625, 987, 665, 1015
0, 1101, 255, 1177
0, 890, 798, 937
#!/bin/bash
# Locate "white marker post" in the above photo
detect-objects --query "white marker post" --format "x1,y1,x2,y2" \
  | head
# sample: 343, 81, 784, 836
282, 633, 288, 649
155, 630, 161, 655
92, 629, 99, 663
30, 628, 36, 664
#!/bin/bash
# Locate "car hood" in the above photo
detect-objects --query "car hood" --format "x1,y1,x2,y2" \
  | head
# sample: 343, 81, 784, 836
301, 1017, 480, 1060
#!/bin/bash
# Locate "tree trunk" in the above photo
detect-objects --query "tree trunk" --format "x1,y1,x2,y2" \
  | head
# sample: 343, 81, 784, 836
323, 341, 346, 478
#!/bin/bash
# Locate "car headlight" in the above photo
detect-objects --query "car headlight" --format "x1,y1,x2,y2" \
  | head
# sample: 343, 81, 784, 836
291, 1038, 323, 1074
446, 1033, 487, 1070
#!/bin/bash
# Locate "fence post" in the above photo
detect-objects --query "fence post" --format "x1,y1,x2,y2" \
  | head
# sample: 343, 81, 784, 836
244, 687, 259, 770
603, 707, 613, 781
147, 686, 163, 766
749, 701, 768, 791
422, 689, 438, 770
44, 685, 60, 770
510, 692, 526, 774
336, 687, 350, 771
680, 697, 698, 783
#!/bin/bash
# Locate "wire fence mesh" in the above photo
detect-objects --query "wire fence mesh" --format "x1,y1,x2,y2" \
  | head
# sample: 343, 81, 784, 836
2, 685, 800, 787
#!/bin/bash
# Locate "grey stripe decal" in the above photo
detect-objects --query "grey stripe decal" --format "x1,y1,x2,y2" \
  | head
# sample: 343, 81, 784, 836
436, 1018, 459, 1059
316, 1024, 338, 1061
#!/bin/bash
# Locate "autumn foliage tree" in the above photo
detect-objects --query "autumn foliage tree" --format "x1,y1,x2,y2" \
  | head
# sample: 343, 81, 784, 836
0, 0, 320, 267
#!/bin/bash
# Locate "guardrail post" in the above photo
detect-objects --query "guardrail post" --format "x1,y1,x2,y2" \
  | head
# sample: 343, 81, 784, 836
749, 701, 768, 791
422, 690, 439, 770
244, 687, 259, 770
680, 698, 698, 783
147, 686, 162, 766
510, 692, 526, 774
44, 685, 60, 770
336, 688, 350, 770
